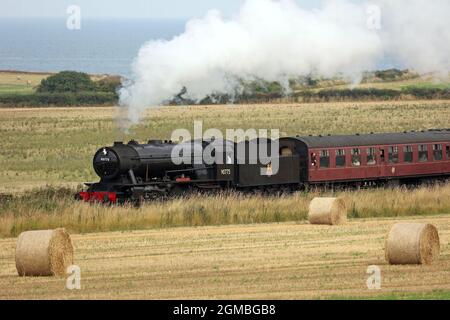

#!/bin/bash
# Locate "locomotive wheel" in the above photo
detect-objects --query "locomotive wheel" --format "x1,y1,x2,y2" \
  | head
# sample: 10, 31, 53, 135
143, 191, 168, 202
133, 198, 143, 208
169, 186, 186, 198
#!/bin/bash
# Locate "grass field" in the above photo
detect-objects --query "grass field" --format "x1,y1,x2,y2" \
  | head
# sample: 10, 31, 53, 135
1, 184, 449, 238
322, 75, 450, 92
1, 214, 449, 299
0, 71, 50, 94
0, 71, 107, 95
0, 100, 449, 193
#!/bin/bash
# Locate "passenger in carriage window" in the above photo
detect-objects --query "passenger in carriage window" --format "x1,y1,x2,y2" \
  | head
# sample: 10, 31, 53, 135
380, 148, 385, 162
388, 146, 399, 163
351, 148, 361, 166
367, 147, 376, 165
419, 145, 428, 162
433, 144, 443, 161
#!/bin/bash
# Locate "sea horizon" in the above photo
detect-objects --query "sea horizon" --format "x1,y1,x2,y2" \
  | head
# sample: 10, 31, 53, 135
0, 17, 187, 77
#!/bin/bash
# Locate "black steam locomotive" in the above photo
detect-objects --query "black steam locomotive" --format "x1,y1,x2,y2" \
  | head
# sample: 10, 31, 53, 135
78, 129, 450, 204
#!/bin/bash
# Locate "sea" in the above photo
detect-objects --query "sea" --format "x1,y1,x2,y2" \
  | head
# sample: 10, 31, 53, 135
0, 17, 397, 78
0, 18, 186, 77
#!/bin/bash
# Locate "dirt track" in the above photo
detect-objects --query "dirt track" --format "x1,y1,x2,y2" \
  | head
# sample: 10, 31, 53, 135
0, 215, 449, 299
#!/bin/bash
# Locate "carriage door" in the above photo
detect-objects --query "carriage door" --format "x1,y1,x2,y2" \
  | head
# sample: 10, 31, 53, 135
378, 146, 387, 177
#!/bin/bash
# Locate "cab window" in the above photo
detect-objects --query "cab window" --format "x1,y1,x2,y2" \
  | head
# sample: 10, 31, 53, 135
225, 153, 233, 164
280, 147, 293, 156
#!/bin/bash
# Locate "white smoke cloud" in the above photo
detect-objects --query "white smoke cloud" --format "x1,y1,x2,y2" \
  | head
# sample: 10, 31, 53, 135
378, 0, 450, 75
119, 0, 450, 123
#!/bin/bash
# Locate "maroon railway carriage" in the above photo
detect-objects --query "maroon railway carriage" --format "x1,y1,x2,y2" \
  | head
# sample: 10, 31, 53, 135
280, 129, 450, 186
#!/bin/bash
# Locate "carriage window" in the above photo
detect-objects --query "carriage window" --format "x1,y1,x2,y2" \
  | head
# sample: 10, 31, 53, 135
433, 144, 443, 161
351, 148, 361, 166
380, 148, 385, 162
367, 148, 376, 165
419, 145, 428, 162
447, 146, 450, 159
319, 150, 330, 168
388, 146, 399, 163
336, 149, 346, 167
403, 146, 413, 163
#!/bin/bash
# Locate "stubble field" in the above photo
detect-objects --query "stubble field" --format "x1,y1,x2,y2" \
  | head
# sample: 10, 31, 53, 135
0, 215, 449, 299
0, 100, 449, 192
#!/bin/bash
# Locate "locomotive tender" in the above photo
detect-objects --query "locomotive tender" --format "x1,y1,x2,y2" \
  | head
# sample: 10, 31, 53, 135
78, 129, 450, 203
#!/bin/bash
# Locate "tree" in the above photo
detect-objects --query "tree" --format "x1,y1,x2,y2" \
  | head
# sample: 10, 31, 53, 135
37, 71, 96, 93
95, 75, 122, 93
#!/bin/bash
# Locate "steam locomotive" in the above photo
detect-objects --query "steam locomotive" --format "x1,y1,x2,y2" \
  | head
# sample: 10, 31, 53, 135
78, 129, 450, 204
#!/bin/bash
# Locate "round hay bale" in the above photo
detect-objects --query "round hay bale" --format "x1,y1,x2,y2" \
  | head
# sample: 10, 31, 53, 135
15, 228, 73, 276
385, 223, 440, 265
308, 197, 347, 225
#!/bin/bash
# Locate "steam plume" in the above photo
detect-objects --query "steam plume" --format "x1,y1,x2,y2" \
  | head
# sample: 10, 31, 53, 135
119, 0, 450, 124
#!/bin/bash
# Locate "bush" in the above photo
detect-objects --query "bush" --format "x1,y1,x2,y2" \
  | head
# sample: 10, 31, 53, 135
0, 92, 117, 107
167, 86, 450, 105
401, 87, 450, 99
1, 71, 122, 107
374, 69, 406, 81
316, 88, 401, 101
37, 71, 96, 93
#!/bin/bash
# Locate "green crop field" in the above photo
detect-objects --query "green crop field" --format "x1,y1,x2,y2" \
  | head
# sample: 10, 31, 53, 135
0, 100, 449, 192
0, 72, 49, 94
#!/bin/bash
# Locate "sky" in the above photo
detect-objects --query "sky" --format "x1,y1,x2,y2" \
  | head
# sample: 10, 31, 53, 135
0, 0, 323, 19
